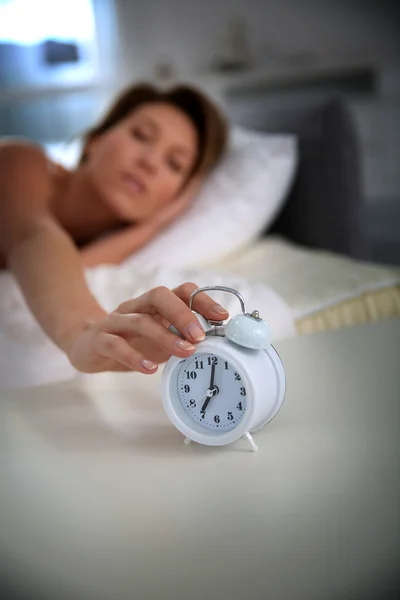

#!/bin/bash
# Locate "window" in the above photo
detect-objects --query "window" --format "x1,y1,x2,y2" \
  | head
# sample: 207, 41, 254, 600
0, 0, 98, 88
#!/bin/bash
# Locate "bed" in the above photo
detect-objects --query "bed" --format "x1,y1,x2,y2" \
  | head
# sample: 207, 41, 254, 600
210, 234, 400, 335
216, 97, 400, 333
0, 98, 399, 390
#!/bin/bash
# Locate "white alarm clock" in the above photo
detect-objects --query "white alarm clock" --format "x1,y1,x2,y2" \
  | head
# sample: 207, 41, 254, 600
161, 286, 286, 452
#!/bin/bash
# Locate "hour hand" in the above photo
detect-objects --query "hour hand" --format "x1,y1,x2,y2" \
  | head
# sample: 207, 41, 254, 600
201, 388, 214, 413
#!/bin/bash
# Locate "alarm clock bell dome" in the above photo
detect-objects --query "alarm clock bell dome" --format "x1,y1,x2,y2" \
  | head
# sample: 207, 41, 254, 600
225, 313, 271, 350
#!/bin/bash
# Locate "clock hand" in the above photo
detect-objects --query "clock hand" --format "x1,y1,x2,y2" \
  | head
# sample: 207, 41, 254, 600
198, 390, 214, 404
201, 363, 217, 413
209, 362, 216, 391
201, 394, 213, 414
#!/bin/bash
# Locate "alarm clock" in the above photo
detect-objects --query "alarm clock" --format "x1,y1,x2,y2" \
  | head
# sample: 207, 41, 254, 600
161, 286, 286, 452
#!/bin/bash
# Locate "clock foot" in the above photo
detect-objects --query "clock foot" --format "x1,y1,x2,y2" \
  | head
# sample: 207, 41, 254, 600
244, 432, 258, 452
184, 437, 192, 445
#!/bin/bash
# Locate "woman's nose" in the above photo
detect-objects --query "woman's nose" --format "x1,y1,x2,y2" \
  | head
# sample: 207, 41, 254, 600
137, 149, 159, 174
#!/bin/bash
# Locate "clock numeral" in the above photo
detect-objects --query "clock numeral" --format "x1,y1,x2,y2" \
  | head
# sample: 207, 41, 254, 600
214, 415, 220, 424
236, 402, 243, 411
207, 356, 218, 366
189, 399, 196, 407
224, 361, 229, 370
227, 412, 234, 421
200, 410, 206, 419
186, 371, 197, 380
240, 387, 246, 396
195, 360, 204, 370
234, 372, 241, 381
184, 384, 190, 393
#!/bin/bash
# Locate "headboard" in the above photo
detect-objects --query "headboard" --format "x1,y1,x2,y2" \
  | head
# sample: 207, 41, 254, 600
232, 98, 369, 260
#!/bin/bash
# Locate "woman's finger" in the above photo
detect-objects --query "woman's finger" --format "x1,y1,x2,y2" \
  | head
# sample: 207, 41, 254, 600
172, 281, 229, 321
95, 331, 159, 374
115, 283, 229, 344
106, 312, 196, 357
115, 286, 204, 343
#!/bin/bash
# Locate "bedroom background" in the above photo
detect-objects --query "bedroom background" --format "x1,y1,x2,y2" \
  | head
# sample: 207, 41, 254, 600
0, 0, 399, 265
0, 0, 399, 391
1, 6, 399, 594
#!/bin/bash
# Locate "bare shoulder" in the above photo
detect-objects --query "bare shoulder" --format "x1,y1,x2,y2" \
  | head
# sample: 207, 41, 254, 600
0, 139, 50, 185
0, 138, 47, 159
0, 140, 56, 255
0, 139, 57, 207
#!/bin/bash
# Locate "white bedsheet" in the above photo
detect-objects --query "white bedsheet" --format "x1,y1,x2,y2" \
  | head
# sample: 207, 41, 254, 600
212, 236, 400, 317
0, 260, 294, 390
2, 235, 398, 391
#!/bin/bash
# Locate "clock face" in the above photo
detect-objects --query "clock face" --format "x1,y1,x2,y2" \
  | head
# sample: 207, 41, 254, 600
177, 352, 248, 432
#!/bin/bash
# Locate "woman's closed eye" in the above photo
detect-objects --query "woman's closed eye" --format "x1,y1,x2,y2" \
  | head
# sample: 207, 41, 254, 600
131, 127, 152, 142
167, 158, 186, 173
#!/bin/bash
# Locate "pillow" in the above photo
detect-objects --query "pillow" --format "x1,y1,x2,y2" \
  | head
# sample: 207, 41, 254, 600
44, 139, 83, 169
45, 127, 298, 269
124, 127, 298, 269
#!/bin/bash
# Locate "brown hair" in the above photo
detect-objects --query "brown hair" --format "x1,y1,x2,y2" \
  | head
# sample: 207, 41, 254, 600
80, 82, 228, 181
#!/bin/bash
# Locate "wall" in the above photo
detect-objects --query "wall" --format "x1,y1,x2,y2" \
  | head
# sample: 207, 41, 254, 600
113, 0, 400, 83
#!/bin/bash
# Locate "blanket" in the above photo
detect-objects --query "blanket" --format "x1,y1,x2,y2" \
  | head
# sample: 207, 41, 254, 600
0, 262, 294, 389
2, 234, 399, 390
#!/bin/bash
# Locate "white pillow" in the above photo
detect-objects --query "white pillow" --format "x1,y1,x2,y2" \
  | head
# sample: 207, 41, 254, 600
44, 139, 83, 169
45, 127, 298, 269
124, 126, 298, 269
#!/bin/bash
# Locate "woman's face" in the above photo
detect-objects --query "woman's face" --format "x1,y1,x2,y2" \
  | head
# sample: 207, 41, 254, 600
84, 102, 199, 222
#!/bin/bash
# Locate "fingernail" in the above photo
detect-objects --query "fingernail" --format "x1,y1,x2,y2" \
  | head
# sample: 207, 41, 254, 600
213, 304, 228, 314
176, 339, 196, 351
141, 359, 158, 370
187, 322, 205, 341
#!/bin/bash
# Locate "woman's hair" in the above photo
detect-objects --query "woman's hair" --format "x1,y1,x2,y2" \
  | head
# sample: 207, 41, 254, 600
80, 82, 228, 180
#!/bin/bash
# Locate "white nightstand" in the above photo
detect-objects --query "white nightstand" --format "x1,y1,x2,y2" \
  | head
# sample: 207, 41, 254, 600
1, 319, 399, 600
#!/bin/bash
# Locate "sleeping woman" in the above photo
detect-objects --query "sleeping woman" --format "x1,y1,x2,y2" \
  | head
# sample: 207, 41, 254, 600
0, 82, 229, 376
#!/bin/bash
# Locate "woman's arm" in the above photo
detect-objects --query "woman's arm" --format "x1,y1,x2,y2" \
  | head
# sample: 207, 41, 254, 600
0, 146, 225, 375
0, 144, 107, 354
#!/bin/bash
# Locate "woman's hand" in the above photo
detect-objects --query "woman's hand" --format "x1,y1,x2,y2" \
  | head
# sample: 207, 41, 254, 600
66, 282, 228, 374
80, 177, 204, 267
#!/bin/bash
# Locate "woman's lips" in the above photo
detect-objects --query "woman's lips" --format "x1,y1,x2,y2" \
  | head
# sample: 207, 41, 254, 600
122, 172, 146, 195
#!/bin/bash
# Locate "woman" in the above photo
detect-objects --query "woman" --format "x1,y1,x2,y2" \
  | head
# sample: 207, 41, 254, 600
0, 82, 229, 376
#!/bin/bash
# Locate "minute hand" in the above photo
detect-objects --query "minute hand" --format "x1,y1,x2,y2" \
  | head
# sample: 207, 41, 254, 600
201, 364, 216, 412
209, 363, 216, 390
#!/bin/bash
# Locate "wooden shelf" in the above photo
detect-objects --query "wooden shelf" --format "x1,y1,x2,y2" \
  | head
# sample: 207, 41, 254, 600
189, 56, 383, 106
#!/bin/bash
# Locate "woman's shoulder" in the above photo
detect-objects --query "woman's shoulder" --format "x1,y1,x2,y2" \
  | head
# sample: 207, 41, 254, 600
0, 139, 51, 184
0, 138, 68, 190
0, 139, 51, 172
